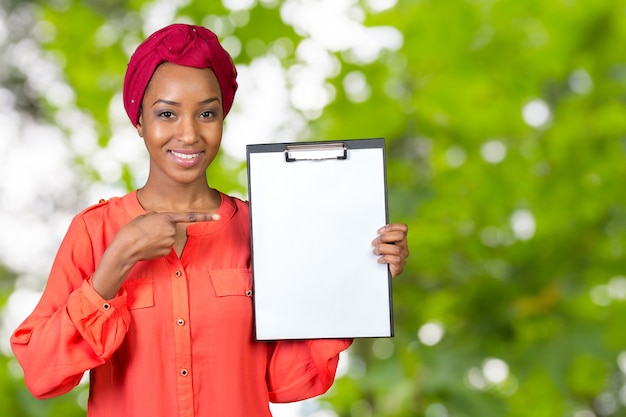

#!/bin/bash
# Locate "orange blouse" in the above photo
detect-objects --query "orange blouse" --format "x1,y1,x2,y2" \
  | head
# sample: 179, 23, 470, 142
11, 191, 352, 417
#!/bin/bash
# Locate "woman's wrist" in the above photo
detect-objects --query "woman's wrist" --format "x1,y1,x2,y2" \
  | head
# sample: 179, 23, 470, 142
92, 239, 136, 300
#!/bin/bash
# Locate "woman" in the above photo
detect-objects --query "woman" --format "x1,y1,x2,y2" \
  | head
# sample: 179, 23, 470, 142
11, 23, 409, 416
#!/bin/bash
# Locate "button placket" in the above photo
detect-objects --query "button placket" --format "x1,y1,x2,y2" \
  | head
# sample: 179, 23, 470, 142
169, 260, 193, 410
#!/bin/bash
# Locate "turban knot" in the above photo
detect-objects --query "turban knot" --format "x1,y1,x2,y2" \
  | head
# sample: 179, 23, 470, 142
123, 23, 238, 126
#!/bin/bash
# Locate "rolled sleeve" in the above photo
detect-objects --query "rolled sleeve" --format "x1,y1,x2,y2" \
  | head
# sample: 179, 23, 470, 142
267, 339, 353, 403
67, 279, 131, 358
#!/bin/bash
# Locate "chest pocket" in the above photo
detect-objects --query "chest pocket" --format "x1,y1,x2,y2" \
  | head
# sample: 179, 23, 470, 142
209, 269, 253, 298
123, 280, 154, 310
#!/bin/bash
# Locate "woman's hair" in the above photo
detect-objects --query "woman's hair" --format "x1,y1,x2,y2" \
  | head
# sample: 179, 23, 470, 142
123, 23, 238, 126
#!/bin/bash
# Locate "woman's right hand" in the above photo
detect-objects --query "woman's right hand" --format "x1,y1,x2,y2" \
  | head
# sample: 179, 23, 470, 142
118, 212, 219, 261
91, 211, 219, 299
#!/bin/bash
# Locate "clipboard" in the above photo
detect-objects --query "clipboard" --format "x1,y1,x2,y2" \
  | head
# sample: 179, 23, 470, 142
246, 138, 393, 340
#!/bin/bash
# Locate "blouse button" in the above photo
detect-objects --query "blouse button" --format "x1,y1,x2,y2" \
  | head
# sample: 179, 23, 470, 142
180, 369, 189, 376
102, 303, 111, 310
245, 290, 253, 297
177, 318, 185, 326
175, 271, 182, 278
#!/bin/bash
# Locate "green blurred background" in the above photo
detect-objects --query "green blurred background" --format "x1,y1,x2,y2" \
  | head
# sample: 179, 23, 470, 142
1, 0, 626, 416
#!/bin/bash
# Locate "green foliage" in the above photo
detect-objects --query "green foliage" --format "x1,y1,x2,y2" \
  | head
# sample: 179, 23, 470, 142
2, 0, 626, 416
315, 0, 626, 415
38, 2, 127, 140
0, 356, 87, 417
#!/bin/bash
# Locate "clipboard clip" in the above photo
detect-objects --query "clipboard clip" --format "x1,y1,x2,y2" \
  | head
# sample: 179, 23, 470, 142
285, 143, 348, 162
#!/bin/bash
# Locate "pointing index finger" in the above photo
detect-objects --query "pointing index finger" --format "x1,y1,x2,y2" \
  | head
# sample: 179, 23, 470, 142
166, 212, 221, 223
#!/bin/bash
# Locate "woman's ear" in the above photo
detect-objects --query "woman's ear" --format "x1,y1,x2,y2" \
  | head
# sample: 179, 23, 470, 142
136, 114, 144, 137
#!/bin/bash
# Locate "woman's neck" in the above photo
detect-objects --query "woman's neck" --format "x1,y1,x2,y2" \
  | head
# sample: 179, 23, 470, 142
137, 180, 220, 213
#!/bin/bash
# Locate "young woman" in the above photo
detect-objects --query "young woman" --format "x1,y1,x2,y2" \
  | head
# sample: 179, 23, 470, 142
11, 23, 409, 417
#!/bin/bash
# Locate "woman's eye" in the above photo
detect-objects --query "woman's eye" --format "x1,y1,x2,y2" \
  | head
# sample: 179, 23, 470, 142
159, 111, 174, 118
200, 110, 215, 118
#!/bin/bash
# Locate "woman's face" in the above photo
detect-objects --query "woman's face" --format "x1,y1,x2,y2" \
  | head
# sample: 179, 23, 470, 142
137, 62, 224, 187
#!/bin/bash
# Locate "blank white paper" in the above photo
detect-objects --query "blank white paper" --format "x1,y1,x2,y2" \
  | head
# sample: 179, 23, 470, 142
248, 139, 393, 340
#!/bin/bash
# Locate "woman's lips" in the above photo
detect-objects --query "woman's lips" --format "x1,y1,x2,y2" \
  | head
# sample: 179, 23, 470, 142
169, 150, 204, 167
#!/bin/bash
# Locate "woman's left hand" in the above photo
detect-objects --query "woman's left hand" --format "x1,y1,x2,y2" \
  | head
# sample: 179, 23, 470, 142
372, 223, 409, 278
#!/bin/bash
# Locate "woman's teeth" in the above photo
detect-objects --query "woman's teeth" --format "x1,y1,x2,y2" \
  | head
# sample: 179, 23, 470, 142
171, 151, 200, 160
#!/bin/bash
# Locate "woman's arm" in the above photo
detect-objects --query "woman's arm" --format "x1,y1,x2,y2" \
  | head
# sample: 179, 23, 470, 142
266, 339, 353, 403
10, 216, 131, 398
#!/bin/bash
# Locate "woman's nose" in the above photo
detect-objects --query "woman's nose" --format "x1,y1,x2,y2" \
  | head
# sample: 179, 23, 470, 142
176, 116, 199, 144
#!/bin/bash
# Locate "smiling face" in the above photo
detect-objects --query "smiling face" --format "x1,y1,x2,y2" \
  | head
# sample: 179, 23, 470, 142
136, 62, 224, 188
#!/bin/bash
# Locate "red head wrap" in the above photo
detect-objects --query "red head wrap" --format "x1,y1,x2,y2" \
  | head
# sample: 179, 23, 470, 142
123, 23, 238, 126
